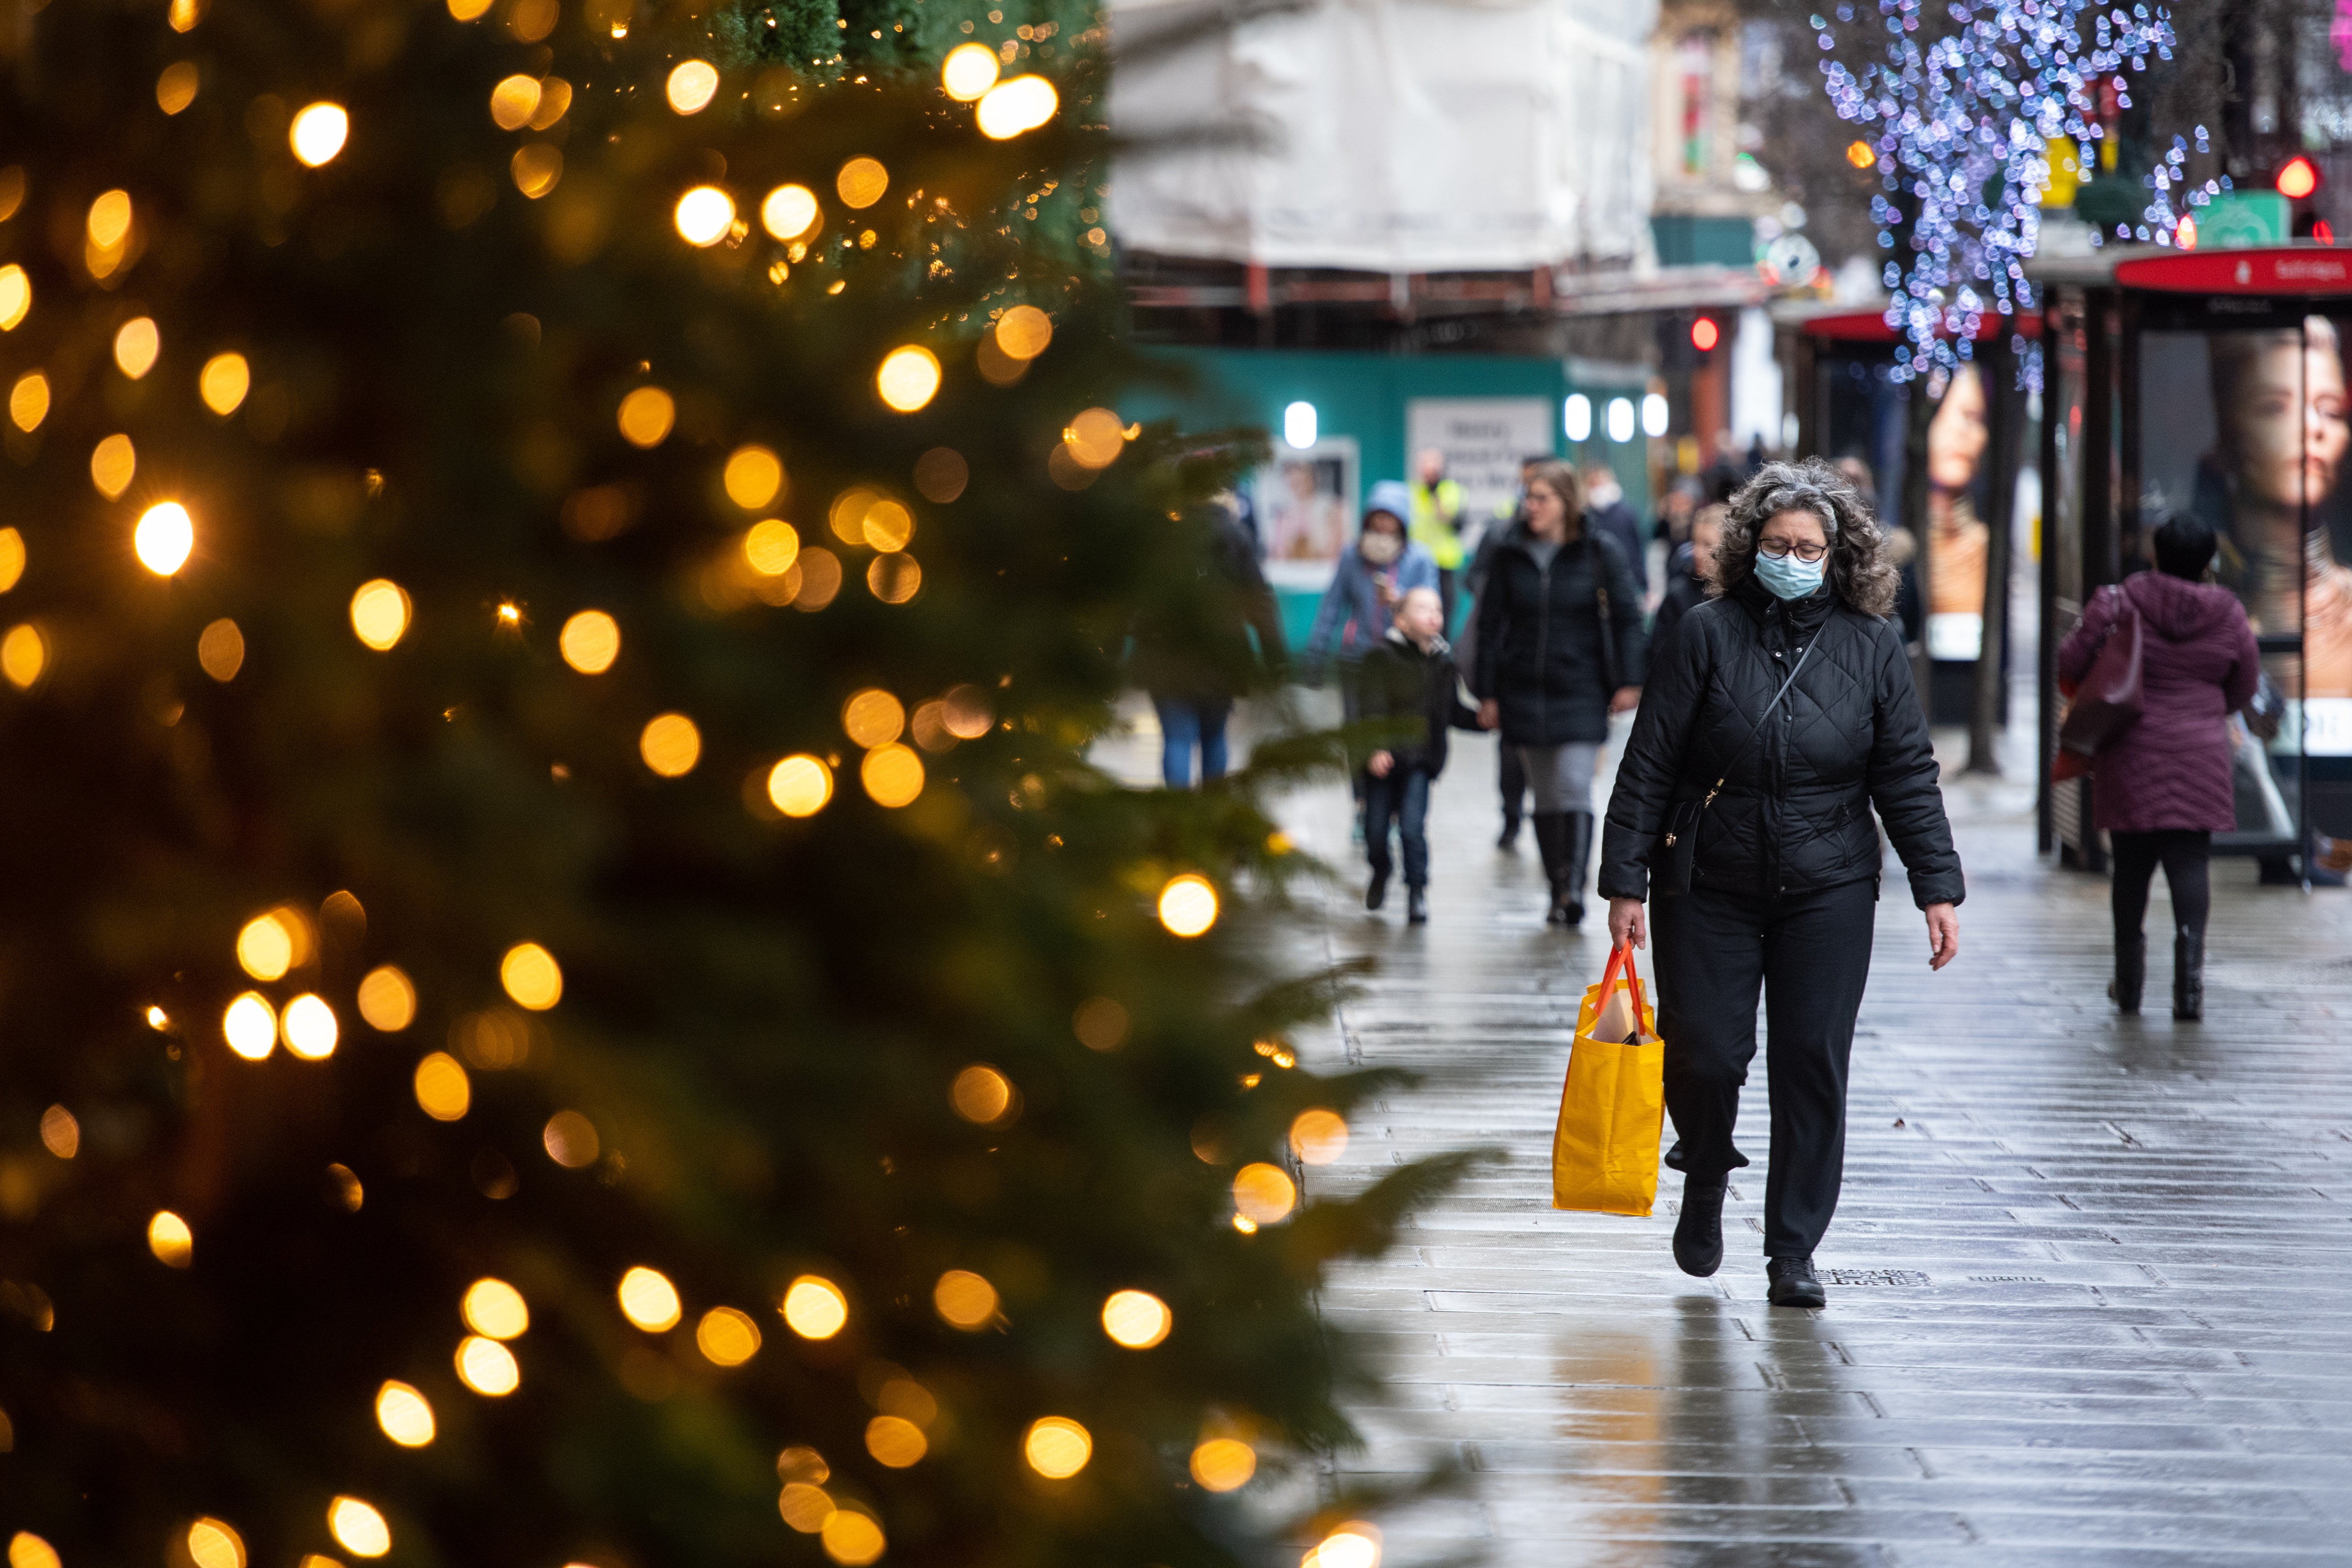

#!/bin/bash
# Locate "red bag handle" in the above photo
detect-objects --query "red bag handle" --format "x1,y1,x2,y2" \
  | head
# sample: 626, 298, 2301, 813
1615, 941, 1650, 1041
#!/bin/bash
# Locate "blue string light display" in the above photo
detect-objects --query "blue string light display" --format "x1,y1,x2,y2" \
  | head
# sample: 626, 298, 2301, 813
1818, 0, 2180, 380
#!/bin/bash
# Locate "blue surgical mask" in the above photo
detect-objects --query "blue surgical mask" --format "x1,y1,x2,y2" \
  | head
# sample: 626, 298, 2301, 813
1753, 551, 1827, 601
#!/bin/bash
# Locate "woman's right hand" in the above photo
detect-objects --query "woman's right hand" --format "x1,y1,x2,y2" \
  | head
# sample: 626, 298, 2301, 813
1607, 897, 1647, 951
1477, 699, 1500, 730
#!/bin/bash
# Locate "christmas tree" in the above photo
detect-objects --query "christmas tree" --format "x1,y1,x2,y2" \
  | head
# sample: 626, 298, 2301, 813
0, 2, 1465, 1563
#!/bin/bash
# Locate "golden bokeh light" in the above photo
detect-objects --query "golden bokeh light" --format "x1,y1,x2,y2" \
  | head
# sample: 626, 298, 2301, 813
1190, 1437, 1257, 1491
39, 1104, 78, 1160
511, 142, 562, 198
456, 1333, 520, 1394
0, 266, 26, 332
1846, 139, 1878, 169
976, 74, 1058, 139
995, 304, 1053, 360
861, 498, 913, 552
639, 712, 702, 777
761, 183, 820, 239
414, 1051, 472, 1120
157, 60, 200, 113
913, 445, 968, 502
87, 189, 132, 250
542, 1109, 599, 1167
448, 0, 493, 16
1312, 1524, 1382, 1568
7, 1533, 61, 1568
200, 351, 251, 415
1074, 997, 1129, 1051
134, 502, 195, 576
765, 754, 832, 817
489, 73, 542, 130
375, 1380, 436, 1447
778, 1445, 831, 1484
114, 316, 160, 379
941, 41, 1001, 101
500, 941, 563, 1010
1064, 406, 1126, 468
184, 1519, 245, 1568
723, 444, 784, 509
349, 579, 411, 651
1023, 1415, 1093, 1479
867, 553, 921, 604
876, 345, 941, 412
326, 1497, 388, 1559
942, 684, 995, 738
1, 623, 46, 690
696, 1305, 763, 1366
91, 433, 136, 498
223, 992, 277, 1060
0, 529, 21, 592
529, 77, 572, 129
949, 1064, 1013, 1124
932, 1269, 998, 1329
1290, 1108, 1350, 1165
778, 1482, 834, 1533
280, 993, 339, 1060
148, 1209, 194, 1267
666, 59, 720, 114
463, 1277, 530, 1339
618, 1265, 683, 1332
617, 385, 675, 447
356, 964, 416, 1031
559, 609, 621, 673
835, 157, 888, 209
744, 519, 800, 576
1233, 1162, 1298, 1225
1158, 874, 1219, 937
675, 185, 736, 246
819, 1509, 885, 1568
8, 371, 46, 430
290, 102, 349, 166
1101, 1289, 1172, 1349
194, 618, 244, 682
828, 487, 876, 545
781, 1275, 848, 1340
860, 743, 923, 807
237, 912, 295, 981
841, 688, 904, 748
865, 1414, 927, 1467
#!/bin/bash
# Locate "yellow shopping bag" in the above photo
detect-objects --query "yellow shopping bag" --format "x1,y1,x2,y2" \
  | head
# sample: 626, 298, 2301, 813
1551, 942, 1666, 1216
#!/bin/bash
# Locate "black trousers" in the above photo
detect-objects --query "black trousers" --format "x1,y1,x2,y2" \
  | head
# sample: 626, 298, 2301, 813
2110, 829, 2210, 942
1651, 878, 1878, 1259
1497, 743, 1526, 822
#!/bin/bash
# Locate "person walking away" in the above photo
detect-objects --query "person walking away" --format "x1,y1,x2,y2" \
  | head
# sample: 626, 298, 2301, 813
1600, 459, 1963, 1310
2057, 514, 2260, 1020
1581, 461, 1650, 597
1409, 449, 1468, 626
1135, 501, 1288, 787
1652, 503, 1725, 656
1355, 587, 1480, 925
1473, 460, 1647, 924
1458, 456, 1552, 849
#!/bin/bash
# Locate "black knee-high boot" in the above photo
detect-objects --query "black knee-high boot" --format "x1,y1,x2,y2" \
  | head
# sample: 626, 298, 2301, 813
1530, 813, 1568, 924
2111, 933, 2146, 1014
2173, 926, 2204, 1021
1559, 811, 1594, 926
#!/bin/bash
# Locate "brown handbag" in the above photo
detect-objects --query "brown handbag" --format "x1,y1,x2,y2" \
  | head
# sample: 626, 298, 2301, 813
2055, 583, 2145, 775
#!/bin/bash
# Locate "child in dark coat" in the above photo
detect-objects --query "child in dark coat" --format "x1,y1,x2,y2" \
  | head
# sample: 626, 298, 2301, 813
1354, 587, 1480, 924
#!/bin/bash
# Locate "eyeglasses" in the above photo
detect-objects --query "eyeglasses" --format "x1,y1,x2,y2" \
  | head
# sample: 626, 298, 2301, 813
1757, 540, 1828, 563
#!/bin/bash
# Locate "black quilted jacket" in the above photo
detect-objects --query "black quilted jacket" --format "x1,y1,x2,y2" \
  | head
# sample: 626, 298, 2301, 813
1469, 525, 1647, 747
1598, 580, 1964, 910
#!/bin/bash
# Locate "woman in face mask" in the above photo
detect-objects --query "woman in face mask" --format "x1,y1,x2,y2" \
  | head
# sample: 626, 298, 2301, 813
1597, 459, 1964, 1311
1305, 481, 1441, 680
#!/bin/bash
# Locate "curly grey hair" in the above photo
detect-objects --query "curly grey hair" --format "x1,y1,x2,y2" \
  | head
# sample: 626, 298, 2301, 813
1711, 458, 1901, 618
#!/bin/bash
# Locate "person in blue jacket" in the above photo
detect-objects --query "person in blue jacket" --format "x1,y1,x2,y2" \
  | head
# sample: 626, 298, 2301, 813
1305, 481, 1440, 684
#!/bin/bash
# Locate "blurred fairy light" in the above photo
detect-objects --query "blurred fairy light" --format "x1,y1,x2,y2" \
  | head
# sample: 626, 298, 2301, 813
724, 444, 784, 509
781, 1275, 848, 1339
1101, 1289, 1172, 1348
8, 1534, 61, 1568
462, 1277, 530, 1339
148, 1209, 194, 1267
932, 1269, 998, 1328
9, 371, 46, 429
414, 1051, 471, 1119
289, 103, 348, 167
639, 713, 701, 777
0, 623, 44, 689
456, 1334, 519, 1394
114, 317, 159, 378
1306, 1523, 1382, 1568
348, 579, 411, 650
1157, 874, 1219, 937
766, 754, 832, 816
1819, 0, 2175, 379
617, 1266, 682, 1331
0, 265, 27, 331
976, 74, 1057, 139
224, 992, 276, 1059
356, 964, 416, 1030
91, 433, 136, 498
666, 59, 719, 114
1191, 1437, 1256, 1490
280, 994, 339, 1059
500, 941, 563, 1009
1289, 1108, 1350, 1164
559, 609, 620, 673
696, 1306, 762, 1365
1232, 1162, 1297, 1224
200, 352, 250, 415
616, 385, 675, 447
942, 41, 1001, 101
156, 61, 200, 114
184, 1519, 245, 1568
374, 1380, 435, 1446
876, 345, 941, 411
326, 1497, 389, 1558
133, 502, 194, 575
761, 183, 820, 240
674, 185, 735, 246
1023, 1416, 1092, 1478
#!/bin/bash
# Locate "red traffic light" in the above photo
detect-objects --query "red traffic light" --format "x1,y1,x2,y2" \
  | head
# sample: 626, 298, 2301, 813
1690, 317, 1720, 352
2278, 156, 2321, 200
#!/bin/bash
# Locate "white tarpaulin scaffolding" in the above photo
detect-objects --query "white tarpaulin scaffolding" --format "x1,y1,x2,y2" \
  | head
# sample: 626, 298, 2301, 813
1107, 0, 1657, 274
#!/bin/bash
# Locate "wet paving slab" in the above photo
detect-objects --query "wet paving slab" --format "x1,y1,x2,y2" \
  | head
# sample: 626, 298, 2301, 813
1266, 726, 2352, 1565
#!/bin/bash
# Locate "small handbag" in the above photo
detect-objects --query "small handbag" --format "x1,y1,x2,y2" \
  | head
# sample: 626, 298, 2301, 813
2053, 583, 2145, 779
1654, 636, 1819, 898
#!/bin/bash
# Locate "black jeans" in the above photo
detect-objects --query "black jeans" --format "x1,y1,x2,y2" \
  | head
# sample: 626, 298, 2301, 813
1498, 743, 1526, 822
1364, 767, 1433, 887
2110, 829, 2211, 942
1651, 878, 1878, 1259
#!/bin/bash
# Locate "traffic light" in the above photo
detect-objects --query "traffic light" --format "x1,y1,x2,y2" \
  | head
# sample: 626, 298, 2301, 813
2277, 156, 2332, 241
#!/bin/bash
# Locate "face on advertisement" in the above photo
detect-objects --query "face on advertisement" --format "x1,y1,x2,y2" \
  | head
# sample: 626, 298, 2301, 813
1925, 363, 1988, 493
2217, 324, 2350, 512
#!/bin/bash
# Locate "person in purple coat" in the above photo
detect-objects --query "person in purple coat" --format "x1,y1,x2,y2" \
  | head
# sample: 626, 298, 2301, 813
2059, 515, 2261, 1021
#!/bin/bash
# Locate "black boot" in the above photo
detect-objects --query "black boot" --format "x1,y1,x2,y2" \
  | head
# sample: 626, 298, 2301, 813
1766, 1254, 1826, 1309
1530, 813, 1568, 924
2173, 927, 2204, 1021
1406, 887, 1427, 926
1558, 811, 1595, 926
2110, 933, 2146, 1015
1364, 870, 1387, 911
1496, 811, 1522, 850
1672, 1177, 1726, 1277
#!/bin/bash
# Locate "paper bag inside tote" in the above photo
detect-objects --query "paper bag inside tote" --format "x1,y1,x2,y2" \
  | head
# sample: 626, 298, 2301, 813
1590, 982, 1643, 1045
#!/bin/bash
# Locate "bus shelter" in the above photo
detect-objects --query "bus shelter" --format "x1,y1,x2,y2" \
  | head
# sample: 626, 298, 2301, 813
2028, 246, 2352, 880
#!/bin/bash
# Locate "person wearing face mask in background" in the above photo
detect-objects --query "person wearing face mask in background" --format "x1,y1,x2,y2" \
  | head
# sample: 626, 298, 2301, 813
1601, 460, 1962, 1311
1306, 482, 1440, 746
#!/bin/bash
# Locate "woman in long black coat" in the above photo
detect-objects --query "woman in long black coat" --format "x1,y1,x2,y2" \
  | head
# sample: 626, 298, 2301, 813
1471, 460, 1647, 924
1599, 459, 1963, 1310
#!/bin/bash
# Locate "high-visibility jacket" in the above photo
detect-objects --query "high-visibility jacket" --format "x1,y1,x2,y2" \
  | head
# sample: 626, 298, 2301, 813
1409, 479, 1467, 570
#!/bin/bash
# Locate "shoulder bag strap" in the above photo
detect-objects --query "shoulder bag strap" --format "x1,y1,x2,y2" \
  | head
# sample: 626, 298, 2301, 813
1691, 631, 1819, 813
